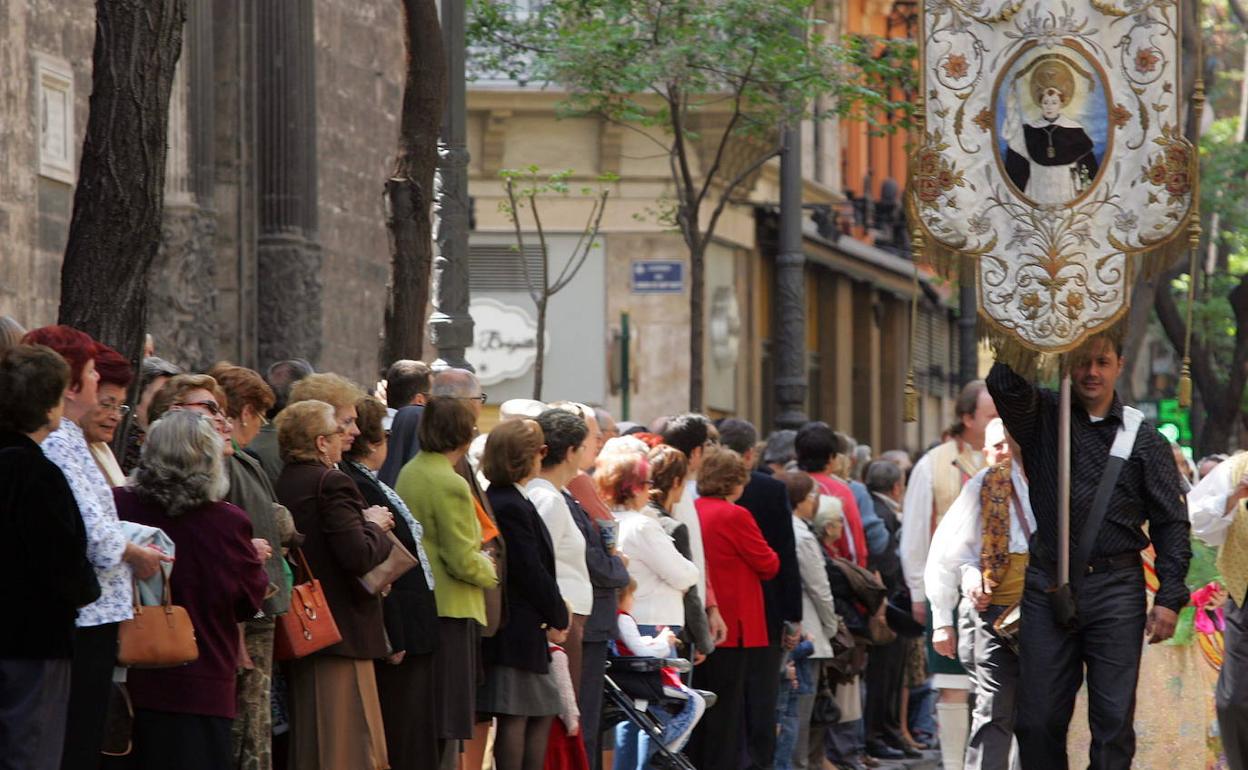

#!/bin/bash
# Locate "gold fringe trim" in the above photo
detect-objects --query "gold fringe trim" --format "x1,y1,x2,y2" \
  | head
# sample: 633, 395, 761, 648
978, 315, 1129, 379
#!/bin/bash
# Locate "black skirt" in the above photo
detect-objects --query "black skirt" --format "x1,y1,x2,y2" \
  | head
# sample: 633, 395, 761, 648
433, 617, 481, 739
105, 709, 231, 770
375, 652, 439, 770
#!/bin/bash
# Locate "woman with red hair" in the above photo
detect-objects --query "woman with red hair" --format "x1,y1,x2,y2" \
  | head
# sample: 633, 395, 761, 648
21, 326, 168, 769
82, 342, 133, 486
597, 448, 699, 769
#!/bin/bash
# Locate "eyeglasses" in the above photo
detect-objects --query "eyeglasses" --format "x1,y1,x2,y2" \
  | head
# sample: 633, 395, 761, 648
99, 401, 131, 417
458, 393, 487, 404
258, 413, 271, 427
174, 400, 223, 417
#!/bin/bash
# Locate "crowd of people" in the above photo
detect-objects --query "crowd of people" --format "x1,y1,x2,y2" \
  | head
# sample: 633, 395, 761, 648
2, 317, 1246, 770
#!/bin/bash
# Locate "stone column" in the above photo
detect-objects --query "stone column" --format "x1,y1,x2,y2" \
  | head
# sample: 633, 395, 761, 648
255, 0, 322, 368
149, 11, 219, 372
429, 0, 474, 371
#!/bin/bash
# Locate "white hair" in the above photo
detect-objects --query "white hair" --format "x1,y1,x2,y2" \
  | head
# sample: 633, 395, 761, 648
134, 411, 229, 516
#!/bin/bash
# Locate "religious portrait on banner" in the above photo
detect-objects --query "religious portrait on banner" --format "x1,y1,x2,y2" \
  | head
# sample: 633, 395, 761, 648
909, 0, 1198, 357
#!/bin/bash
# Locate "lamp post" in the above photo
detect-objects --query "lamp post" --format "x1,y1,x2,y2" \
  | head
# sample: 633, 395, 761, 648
430, 0, 474, 371
774, 121, 808, 429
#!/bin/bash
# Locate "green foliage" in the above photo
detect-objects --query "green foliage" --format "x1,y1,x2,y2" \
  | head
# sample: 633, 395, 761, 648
469, 0, 915, 142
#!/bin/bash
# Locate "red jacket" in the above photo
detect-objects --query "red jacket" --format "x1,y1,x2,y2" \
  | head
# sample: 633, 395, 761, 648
696, 496, 779, 648
811, 473, 868, 569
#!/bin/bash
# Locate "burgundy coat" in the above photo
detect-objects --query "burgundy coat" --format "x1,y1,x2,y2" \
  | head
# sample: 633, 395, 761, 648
115, 489, 268, 718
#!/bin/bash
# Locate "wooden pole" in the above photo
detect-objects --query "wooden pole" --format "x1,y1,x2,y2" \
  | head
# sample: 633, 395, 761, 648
1058, 374, 1072, 585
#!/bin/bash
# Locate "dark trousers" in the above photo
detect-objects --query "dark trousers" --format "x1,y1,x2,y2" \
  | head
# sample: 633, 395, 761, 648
103, 709, 231, 770
1014, 564, 1145, 770
744, 642, 786, 769
965, 605, 1019, 770
686, 646, 750, 770
61, 623, 119, 770
864, 637, 907, 750
579, 641, 609, 770
0, 658, 72, 770
1217, 598, 1248, 770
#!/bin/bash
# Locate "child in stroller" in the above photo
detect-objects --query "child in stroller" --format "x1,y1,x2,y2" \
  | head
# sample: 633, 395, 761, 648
610, 579, 707, 768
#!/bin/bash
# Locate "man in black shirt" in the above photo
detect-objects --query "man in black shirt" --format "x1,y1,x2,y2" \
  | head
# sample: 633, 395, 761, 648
987, 335, 1190, 770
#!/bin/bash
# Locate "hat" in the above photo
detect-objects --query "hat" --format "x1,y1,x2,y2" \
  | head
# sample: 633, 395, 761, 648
499, 398, 547, 421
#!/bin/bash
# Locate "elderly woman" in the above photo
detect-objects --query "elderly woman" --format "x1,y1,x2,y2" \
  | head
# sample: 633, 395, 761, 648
599, 447, 699, 770
686, 448, 780, 770
207, 363, 295, 770
78, 342, 133, 487
274, 399, 395, 770
780, 471, 842, 770
481, 419, 570, 770
0, 345, 99, 770
394, 396, 497, 766
341, 395, 439, 770
113, 411, 268, 769
147, 373, 236, 455
120, 356, 183, 474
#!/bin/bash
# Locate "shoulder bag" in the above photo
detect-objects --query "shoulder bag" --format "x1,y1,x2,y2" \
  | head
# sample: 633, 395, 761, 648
274, 548, 343, 661
358, 532, 418, 596
117, 571, 199, 668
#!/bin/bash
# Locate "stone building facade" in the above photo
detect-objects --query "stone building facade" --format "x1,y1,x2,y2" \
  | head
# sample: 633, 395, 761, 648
1, 0, 405, 385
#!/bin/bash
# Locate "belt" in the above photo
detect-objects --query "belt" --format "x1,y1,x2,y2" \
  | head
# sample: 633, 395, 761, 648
1033, 550, 1141, 578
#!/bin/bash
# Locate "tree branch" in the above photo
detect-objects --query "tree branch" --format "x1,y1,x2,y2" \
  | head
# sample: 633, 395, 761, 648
504, 178, 542, 304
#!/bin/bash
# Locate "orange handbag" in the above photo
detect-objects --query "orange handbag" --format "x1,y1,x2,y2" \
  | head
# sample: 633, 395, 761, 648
274, 548, 342, 661
117, 571, 199, 668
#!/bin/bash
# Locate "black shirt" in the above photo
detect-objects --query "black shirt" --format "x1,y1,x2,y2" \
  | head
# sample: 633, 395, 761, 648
987, 363, 1191, 611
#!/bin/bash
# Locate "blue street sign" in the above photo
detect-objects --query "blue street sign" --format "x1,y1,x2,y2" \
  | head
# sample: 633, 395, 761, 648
631, 260, 685, 294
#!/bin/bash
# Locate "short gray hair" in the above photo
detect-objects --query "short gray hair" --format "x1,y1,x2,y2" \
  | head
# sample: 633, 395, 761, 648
864, 460, 902, 494
431, 368, 481, 398
134, 411, 228, 516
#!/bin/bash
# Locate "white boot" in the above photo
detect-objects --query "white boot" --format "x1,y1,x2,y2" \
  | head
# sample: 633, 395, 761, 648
936, 701, 970, 770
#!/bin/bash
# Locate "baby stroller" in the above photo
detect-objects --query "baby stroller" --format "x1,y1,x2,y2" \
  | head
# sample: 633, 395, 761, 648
601, 655, 716, 770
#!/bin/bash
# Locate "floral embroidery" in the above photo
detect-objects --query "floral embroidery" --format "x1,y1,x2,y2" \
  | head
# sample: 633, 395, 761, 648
1134, 47, 1160, 74
1143, 125, 1193, 203
979, 461, 1015, 590
972, 107, 993, 132
943, 53, 969, 80
1110, 103, 1132, 128
913, 133, 967, 208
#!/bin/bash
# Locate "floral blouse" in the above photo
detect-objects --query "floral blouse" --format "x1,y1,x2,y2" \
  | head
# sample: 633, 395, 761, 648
42, 419, 133, 626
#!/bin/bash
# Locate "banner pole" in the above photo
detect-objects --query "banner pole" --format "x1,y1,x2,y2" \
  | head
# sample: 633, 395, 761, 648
1058, 373, 1072, 586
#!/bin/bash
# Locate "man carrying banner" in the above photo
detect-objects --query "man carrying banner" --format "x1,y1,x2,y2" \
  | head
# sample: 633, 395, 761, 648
1189, 450, 1248, 769
988, 337, 1190, 770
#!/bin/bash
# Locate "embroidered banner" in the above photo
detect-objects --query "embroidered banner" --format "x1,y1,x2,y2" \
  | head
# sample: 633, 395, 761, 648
908, 0, 1197, 355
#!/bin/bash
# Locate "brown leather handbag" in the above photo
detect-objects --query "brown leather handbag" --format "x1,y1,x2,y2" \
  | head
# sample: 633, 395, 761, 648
117, 572, 199, 668
274, 548, 343, 661
358, 532, 418, 596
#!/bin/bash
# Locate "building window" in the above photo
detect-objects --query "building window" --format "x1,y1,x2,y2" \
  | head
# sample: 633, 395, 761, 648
35, 54, 75, 184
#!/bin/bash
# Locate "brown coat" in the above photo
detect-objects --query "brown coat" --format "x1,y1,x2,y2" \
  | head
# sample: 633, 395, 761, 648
276, 461, 393, 659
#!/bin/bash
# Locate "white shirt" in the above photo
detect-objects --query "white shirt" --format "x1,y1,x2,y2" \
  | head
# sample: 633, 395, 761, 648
526, 477, 593, 614
924, 465, 1035, 629
900, 450, 938, 600
614, 505, 699, 626
1189, 458, 1239, 546
672, 478, 707, 600
616, 612, 673, 657
42, 419, 133, 626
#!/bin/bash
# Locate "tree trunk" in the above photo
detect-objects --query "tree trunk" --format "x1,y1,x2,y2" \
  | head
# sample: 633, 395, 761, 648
533, 295, 547, 400
58, 0, 187, 373
689, 241, 706, 412
382, 0, 446, 369
1119, 274, 1159, 403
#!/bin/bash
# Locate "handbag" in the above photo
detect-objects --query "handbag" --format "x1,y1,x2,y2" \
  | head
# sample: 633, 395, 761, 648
116, 572, 199, 668
274, 548, 343, 661
358, 532, 419, 595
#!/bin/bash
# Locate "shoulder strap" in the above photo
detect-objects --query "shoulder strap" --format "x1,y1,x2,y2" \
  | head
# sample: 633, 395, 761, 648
1070, 406, 1143, 589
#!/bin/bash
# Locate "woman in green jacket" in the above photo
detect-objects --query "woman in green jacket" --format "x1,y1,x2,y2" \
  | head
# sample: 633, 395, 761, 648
395, 397, 498, 766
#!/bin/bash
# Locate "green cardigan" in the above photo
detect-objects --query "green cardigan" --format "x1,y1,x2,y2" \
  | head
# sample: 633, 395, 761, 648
395, 451, 497, 624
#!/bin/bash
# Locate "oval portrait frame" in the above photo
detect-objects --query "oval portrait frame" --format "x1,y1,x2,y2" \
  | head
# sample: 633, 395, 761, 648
990, 39, 1114, 209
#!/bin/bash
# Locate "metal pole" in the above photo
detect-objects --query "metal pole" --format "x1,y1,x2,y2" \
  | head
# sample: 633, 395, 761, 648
1058, 374, 1071, 586
429, 0, 474, 371
621, 311, 631, 422
774, 122, 808, 429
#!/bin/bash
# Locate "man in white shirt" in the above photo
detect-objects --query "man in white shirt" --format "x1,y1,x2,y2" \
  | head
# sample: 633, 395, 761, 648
926, 419, 1032, 770
900, 380, 995, 770
1189, 451, 1248, 769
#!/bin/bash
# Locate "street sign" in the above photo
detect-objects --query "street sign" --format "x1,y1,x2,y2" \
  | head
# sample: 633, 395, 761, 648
631, 260, 685, 294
